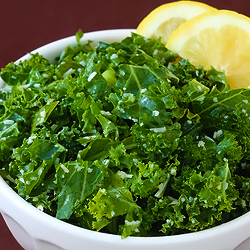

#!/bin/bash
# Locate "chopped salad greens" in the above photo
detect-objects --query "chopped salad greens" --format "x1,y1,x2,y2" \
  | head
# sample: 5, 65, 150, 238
1, 30, 250, 238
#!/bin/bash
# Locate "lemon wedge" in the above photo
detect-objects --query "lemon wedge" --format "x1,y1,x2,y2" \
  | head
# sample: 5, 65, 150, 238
136, 1, 217, 44
166, 10, 250, 89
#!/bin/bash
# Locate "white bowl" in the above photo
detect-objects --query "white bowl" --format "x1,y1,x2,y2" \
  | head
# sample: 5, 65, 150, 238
0, 29, 250, 250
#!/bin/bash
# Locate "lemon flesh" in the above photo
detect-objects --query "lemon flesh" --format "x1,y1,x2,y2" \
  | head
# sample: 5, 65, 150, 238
166, 10, 250, 89
137, 1, 217, 44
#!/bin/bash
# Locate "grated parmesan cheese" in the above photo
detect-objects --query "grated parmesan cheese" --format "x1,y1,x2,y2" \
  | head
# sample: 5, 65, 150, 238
3, 120, 14, 125
152, 110, 159, 116
88, 71, 97, 82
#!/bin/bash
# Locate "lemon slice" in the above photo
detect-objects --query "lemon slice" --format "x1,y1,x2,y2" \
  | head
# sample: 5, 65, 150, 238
136, 1, 217, 44
166, 10, 250, 89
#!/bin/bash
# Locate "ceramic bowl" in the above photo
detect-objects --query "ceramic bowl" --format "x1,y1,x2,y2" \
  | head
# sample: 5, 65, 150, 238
0, 29, 250, 250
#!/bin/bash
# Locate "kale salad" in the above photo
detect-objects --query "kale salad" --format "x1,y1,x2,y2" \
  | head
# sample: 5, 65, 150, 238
1, 30, 250, 238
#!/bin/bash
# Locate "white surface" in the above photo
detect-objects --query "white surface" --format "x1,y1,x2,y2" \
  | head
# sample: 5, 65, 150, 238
0, 29, 250, 250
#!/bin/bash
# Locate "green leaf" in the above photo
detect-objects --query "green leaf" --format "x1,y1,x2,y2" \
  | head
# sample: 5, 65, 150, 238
32, 101, 59, 129
56, 159, 103, 219
110, 64, 176, 126
88, 170, 140, 233
76, 30, 84, 44
14, 138, 65, 197
193, 88, 250, 132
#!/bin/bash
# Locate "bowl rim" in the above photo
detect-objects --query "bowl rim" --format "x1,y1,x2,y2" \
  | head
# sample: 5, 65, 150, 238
0, 28, 250, 248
